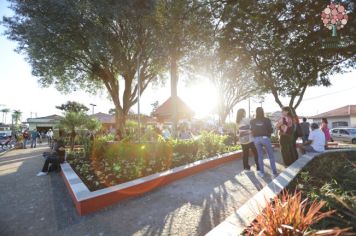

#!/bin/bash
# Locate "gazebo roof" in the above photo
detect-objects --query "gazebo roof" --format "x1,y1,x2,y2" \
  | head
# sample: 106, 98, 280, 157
152, 96, 194, 122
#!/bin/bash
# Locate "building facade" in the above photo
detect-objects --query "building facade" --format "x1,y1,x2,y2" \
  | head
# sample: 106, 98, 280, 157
310, 105, 356, 128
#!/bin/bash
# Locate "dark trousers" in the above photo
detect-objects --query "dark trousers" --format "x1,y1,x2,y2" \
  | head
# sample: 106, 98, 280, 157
280, 134, 298, 166
302, 134, 309, 143
41, 156, 60, 172
241, 142, 259, 170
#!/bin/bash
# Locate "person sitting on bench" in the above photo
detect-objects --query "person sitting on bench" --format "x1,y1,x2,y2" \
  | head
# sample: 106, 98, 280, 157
299, 123, 325, 154
37, 139, 65, 176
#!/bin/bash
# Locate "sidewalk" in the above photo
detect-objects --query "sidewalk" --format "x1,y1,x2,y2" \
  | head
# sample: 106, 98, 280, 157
0, 146, 286, 236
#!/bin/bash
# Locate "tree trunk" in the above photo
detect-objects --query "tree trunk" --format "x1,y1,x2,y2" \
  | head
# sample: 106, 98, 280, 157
114, 108, 126, 140
70, 129, 76, 151
219, 111, 229, 125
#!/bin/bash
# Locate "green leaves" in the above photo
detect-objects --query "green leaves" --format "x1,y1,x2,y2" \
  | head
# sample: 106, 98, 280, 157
220, 0, 355, 109
67, 132, 241, 191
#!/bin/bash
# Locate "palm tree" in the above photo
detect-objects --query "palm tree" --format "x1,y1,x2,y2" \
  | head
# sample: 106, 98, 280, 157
1, 108, 10, 124
12, 110, 22, 125
59, 111, 88, 150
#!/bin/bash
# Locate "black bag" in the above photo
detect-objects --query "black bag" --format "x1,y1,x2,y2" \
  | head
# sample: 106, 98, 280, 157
294, 123, 303, 138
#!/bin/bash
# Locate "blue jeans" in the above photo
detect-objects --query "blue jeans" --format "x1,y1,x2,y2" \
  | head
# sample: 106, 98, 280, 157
23, 139, 28, 148
31, 138, 37, 148
254, 136, 277, 175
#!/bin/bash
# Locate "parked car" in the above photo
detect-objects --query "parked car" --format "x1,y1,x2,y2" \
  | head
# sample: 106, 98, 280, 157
330, 127, 356, 144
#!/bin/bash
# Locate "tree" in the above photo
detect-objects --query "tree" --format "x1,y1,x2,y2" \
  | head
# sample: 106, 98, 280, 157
188, 1, 259, 124
56, 101, 89, 113
220, 0, 355, 111
154, 0, 212, 134
59, 112, 88, 150
108, 108, 116, 116
12, 110, 22, 125
1, 108, 10, 124
85, 117, 102, 134
3, 0, 166, 136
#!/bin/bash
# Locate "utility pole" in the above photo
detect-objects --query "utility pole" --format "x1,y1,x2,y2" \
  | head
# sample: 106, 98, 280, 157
89, 103, 96, 115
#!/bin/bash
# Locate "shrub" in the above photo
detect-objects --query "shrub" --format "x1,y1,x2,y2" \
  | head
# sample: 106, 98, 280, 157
246, 191, 349, 236
197, 131, 226, 157
287, 152, 356, 232
67, 131, 241, 191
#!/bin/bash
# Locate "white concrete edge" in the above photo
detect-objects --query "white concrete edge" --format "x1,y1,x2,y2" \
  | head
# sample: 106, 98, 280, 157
206, 153, 318, 236
61, 150, 242, 202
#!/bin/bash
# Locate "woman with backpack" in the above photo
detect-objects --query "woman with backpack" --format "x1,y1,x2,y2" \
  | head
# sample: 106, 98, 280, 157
250, 107, 278, 178
236, 108, 259, 171
276, 106, 298, 166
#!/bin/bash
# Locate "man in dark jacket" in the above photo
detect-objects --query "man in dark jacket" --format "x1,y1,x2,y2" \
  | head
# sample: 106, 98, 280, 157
37, 139, 65, 176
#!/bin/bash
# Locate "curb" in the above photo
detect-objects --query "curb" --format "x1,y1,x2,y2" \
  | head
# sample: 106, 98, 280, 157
206, 149, 356, 236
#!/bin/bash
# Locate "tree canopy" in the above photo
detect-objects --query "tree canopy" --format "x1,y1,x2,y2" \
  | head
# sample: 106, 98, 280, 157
56, 101, 89, 113
220, 0, 355, 110
3, 0, 166, 134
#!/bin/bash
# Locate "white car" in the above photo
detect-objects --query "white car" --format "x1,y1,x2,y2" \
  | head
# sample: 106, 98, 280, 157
330, 128, 356, 144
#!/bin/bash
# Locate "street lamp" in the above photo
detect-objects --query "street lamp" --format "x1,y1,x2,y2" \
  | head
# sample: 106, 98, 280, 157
89, 103, 96, 115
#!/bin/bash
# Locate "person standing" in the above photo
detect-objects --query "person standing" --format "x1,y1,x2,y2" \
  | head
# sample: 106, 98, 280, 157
236, 108, 259, 171
321, 118, 331, 146
300, 117, 310, 143
46, 129, 53, 147
30, 129, 39, 148
250, 107, 278, 178
276, 107, 298, 166
22, 129, 29, 149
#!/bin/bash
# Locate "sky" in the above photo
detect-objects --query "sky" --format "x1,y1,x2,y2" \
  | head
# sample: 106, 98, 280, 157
0, 2, 355, 123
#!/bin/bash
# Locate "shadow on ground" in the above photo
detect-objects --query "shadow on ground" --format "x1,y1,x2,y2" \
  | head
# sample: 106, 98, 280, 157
0, 147, 285, 236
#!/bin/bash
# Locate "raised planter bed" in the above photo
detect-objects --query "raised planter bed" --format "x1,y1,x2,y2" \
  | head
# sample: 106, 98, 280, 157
207, 149, 356, 235
61, 150, 243, 215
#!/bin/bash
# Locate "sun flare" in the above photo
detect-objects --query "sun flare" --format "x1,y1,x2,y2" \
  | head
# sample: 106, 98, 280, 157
181, 80, 218, 118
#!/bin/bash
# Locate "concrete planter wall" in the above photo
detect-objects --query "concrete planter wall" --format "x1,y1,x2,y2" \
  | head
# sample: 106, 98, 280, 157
206, 149, 355, 236
61, 150, 243, 215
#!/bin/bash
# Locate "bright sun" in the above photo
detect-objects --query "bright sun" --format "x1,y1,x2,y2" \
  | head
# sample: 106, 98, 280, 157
181, 80, 218, 118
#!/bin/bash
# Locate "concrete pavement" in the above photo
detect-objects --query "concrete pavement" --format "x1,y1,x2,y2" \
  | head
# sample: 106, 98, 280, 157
0, 145, 286, 236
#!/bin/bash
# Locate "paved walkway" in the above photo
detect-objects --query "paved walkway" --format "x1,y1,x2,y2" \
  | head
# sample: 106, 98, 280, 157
0, 145, 286, 236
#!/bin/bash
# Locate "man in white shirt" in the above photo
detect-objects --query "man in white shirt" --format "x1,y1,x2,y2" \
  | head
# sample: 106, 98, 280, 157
299, 123, 325, 154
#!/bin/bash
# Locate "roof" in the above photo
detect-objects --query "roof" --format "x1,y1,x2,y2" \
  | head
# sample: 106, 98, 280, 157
152, 96, 194, 122
310, 105, 356, 119
91, 112, 115, 124
27, 114, 62, 123
36, 114, 62, 119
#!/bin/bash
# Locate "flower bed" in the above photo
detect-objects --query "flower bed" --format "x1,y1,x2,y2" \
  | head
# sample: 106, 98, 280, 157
62, 149, 243, 215
245, 150, 356, 235
284, 150, 356, 233
207, 149, 356, 235
67, 132, 240, 191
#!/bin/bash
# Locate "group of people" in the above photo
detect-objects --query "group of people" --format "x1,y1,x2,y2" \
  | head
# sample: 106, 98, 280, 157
22, 128, 53, 149
236, 107, 277, 178
236, 106, 331, 178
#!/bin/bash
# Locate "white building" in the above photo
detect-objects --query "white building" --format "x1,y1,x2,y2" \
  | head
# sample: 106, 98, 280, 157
310, 105, 356, 128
